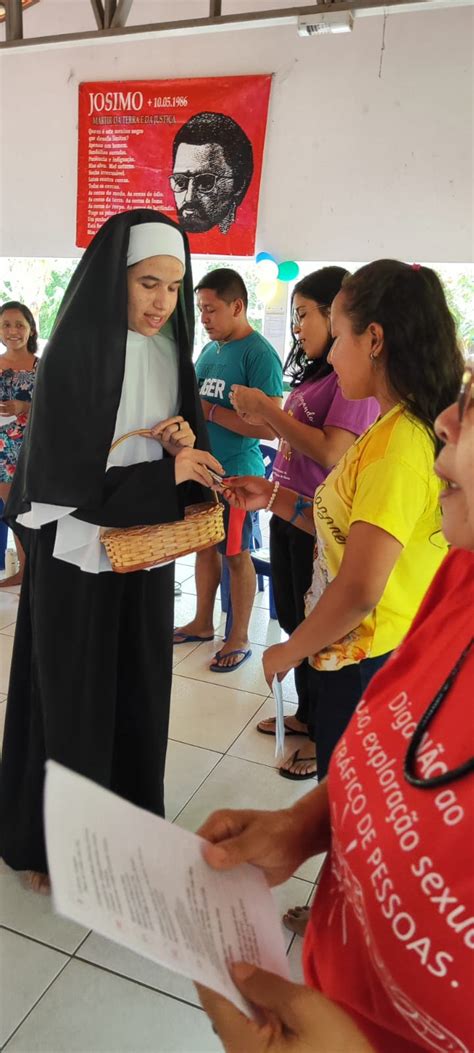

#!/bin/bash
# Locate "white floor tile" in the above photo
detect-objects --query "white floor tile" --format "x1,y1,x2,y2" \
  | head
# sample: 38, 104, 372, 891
164, 739, 221, 821
169, 674, 264, 753
5, 958, 221, 1052
76, 932, 200, 1008
173, 592, 223, 633
174, 564, 195, 586
175, 639, 270, 696
0, 860, 89, 953
0, 633, 14, 693
175, 553, 196, 568
294, 851, 327, 884
247, 605, 286, 647
180, 577, 198, 596
0, 592, 19, 630
0, 928, 68, 1047
175, 754, 311, 835
172, 638, 202, 666
252, 587, 270, 610
0, 583, 21, 596
228, 695, 303, 766
287, 935, 305, 984
0, 621, 16, 637
272, 876, 314, 952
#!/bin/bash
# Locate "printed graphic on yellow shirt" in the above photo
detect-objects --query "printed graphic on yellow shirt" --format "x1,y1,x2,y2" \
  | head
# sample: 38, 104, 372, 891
304, 406, 447, 672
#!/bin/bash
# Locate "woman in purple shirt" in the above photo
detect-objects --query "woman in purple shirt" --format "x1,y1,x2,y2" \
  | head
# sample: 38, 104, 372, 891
230, 268, 378, 780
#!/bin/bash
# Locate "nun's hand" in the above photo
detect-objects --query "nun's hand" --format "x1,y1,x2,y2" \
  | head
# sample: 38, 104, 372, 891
174, 448, 225, 489
151, 416, 196, 453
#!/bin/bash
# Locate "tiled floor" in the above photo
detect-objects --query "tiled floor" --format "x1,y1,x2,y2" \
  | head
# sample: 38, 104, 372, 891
0, 551, 323, 1052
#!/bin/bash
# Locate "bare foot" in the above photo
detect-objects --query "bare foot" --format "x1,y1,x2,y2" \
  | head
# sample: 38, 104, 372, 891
257, 715, 309, 736
173, 621, 214, 644
0, 571, 23, 588
24, 871, 51, 894
283, 905, 311, 937
279, 741, 317, 780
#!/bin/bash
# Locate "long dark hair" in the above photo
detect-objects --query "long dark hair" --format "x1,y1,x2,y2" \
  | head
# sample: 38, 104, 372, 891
285, 266, 349, 386
0, 300, 38, 354
341, 261, 464, 451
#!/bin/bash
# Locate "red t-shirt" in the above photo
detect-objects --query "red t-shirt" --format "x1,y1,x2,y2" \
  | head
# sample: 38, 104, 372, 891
304, 548, 474, 1053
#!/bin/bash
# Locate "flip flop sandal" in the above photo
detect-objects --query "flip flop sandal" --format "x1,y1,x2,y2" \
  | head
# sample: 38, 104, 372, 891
257, 717, 309, 737
173, 631, 215, 645
209, 648, 252, 673
279, 748, 317, 781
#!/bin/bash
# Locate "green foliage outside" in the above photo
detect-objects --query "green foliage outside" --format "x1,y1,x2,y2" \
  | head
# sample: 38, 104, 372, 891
0, 257, 472, 355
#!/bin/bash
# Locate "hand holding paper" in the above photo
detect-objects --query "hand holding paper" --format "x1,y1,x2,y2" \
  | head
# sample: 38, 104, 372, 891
44, 762, 289, 1017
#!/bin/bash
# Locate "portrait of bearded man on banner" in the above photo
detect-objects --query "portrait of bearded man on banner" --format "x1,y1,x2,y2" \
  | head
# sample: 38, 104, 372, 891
170, 112, 254, 235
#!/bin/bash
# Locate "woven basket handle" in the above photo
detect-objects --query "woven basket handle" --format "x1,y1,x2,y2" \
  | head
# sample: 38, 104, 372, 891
110, 429, 152, 452
109, 429, 220, 504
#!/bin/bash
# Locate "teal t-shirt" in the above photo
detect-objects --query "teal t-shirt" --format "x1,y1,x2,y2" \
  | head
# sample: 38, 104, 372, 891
195, 330, 283, 476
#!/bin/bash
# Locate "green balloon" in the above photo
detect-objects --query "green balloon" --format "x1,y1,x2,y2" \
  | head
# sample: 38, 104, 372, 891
278, 260, 300, 282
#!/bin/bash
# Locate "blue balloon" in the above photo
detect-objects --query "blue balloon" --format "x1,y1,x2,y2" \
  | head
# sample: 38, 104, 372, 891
255, 251, 276, 264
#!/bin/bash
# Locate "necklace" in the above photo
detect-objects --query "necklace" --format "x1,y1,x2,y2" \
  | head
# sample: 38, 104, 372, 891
404, 638, 474, 789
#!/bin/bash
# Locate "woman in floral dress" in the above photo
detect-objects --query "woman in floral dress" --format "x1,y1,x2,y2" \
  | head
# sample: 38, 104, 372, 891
0, 301, 39, 587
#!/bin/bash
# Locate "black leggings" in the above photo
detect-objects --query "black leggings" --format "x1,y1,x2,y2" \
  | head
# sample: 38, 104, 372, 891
270, 515, 315, 724
308, 652, 392, 780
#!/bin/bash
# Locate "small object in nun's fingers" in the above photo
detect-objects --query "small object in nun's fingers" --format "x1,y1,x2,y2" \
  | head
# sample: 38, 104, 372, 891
207, 468, 225, 484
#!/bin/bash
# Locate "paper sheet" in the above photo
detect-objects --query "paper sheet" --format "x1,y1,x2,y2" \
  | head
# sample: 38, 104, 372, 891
44, 762, 289, 1016
272, 675, 285, 759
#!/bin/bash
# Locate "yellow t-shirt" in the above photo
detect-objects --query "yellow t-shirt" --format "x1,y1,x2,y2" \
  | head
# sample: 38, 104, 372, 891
305, 404, 447, 670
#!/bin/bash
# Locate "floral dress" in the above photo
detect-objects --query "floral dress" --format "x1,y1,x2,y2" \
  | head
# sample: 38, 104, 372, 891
0, 361, 38, 483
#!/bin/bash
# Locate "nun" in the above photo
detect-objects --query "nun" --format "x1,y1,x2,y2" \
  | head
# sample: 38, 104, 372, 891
0, 209, 222, 891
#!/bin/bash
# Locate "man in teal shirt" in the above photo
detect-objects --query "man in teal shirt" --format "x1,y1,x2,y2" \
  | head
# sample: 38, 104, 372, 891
174, 268, 283, 671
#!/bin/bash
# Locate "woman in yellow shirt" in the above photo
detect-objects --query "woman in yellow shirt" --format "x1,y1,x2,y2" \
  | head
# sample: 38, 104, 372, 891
223, 260, 464, 789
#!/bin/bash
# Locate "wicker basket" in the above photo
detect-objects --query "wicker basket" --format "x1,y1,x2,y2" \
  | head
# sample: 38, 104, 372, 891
101, 429, 225, 573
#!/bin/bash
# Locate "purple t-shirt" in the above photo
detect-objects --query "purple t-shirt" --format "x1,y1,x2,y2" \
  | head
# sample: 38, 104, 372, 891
272, 371, 379, 497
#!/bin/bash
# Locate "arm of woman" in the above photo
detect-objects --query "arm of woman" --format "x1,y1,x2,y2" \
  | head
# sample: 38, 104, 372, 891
201, 396, 281, 441
231, 386, 356, 469
223, 477, 316, 535
0, 399, 31, 418
262, 520, 403, 684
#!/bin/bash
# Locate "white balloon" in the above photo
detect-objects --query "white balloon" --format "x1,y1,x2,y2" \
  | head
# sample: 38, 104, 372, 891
256, 258, 279, 282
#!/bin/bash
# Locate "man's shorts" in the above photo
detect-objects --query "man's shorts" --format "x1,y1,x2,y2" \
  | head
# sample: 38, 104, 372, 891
218, 502, 253, 556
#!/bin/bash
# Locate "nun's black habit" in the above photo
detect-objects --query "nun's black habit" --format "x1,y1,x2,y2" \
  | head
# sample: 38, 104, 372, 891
0, 210, 209, 873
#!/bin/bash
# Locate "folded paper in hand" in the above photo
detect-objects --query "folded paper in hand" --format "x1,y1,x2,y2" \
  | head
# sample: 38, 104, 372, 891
44, 762, 289, 1016
272, 675, 285, 759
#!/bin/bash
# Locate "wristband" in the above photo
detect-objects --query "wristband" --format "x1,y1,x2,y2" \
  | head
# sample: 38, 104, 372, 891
290, 495, 313, 524
264, 481, 280, 513
208, 403, 217, 424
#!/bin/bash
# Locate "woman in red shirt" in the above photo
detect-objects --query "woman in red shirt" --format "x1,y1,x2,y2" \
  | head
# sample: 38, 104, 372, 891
194, 358, 474, 1053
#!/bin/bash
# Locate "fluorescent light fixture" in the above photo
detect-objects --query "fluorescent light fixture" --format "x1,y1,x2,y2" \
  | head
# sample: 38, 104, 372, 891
297, 12, 354, 35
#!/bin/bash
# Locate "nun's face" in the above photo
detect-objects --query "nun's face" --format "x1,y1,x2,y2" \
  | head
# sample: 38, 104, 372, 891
127, 255, 184, 336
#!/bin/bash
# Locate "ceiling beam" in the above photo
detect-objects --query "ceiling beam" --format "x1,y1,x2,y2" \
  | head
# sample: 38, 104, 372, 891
111, 0, 133, 27
1, 0, 469, 52
4, 0, 23, 40
103, 0, 116, 29
89, 0, 105, 31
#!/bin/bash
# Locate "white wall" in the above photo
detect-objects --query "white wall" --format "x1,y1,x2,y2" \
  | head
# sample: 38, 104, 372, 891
0, 1, 472, 261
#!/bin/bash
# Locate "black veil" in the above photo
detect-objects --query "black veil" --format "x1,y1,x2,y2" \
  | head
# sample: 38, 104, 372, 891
6, 209, 207, 518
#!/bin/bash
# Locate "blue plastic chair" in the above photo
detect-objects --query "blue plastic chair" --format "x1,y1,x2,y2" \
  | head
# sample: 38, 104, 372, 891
220, 444, 278, 636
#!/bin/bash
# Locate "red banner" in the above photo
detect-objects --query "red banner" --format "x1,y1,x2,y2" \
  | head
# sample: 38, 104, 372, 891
76, 75, 271, 255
